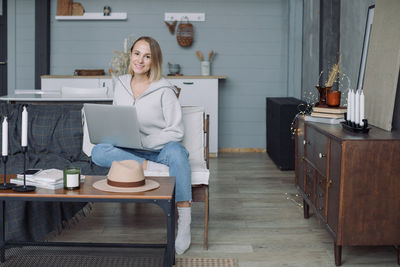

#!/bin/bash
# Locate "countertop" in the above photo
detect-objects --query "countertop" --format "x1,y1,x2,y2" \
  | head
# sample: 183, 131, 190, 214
0, 90, 113, 102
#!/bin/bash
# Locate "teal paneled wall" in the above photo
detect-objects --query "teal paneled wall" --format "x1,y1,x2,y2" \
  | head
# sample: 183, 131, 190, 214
301, 0, 320, 104
13, 0, 35, 89
9, 0, 301, 149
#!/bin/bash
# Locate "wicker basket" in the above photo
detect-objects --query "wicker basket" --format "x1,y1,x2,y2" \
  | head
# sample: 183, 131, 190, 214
176, 20, 194, 47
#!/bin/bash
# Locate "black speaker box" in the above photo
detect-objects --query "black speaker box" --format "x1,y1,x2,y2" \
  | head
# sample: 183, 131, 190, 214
266, 97, 305, 170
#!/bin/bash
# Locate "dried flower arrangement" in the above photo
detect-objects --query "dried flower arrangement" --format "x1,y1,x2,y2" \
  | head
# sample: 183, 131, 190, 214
325, 56, 342, 88
109, 35, 136, 76
109, 51, 130, 76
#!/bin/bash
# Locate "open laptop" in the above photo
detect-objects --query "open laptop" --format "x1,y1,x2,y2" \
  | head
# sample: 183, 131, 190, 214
83, 103, 153, 150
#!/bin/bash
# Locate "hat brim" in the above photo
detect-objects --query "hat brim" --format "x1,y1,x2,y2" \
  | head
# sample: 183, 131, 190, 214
93, 178, 160, 193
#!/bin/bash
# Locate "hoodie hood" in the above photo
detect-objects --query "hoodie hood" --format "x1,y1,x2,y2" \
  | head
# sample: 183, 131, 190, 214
118, 74, 177, 99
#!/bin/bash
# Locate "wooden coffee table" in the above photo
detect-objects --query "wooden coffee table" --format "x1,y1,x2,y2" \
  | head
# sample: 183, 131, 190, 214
0, 175, 176, 267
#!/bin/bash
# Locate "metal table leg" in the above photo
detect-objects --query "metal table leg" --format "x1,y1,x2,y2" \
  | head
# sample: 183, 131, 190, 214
156, 189, 175, 267
0, 200, 5, 262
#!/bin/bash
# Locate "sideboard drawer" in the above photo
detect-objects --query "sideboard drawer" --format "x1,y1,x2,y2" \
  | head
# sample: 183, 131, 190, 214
304, 126, 328, 175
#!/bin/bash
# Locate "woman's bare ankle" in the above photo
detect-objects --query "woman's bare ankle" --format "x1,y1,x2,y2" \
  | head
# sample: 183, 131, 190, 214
177, 201, 191, 208
142, 160, 148, 170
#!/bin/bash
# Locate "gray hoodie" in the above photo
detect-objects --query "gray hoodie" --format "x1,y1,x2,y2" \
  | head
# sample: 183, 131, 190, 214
113, 74, 184, 150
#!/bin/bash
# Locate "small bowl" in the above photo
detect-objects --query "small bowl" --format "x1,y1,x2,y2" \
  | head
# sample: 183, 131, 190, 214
168, 64, 180, 75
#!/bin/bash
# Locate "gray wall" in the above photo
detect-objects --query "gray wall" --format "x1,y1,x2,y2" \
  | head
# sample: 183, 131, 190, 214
8, 0, 303, 150
340, 0, 375, 97
301, 0, 320, 104
7, 0, 35, 90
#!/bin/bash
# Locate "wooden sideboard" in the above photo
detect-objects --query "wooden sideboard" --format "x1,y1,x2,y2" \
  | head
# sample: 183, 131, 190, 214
295, 117, 400, 266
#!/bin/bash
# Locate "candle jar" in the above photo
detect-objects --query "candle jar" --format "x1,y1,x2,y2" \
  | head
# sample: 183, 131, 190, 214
63, 167, 81, 190
201, 61, 210, 76
327, 90, 341, 107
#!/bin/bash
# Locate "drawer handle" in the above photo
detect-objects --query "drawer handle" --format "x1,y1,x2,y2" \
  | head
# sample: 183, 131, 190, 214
328, 179, 333, 187
319, 207, 324, 211
306, 193, 311, 197
183, 82, 194, 85
303, 140, 310, 145
318, 153, 326, 158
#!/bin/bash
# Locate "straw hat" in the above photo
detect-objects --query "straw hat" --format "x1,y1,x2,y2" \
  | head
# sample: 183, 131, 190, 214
93, 160, 160, 193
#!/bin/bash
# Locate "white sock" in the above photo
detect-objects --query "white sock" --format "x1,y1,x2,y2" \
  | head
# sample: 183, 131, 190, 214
147, 160, 169, 172
175, 207, 191, 255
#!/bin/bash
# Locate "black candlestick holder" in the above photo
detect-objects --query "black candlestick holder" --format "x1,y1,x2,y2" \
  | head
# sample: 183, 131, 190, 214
341, 113, 370, 133
13, 146, 36, 192
0, 155, 16, 190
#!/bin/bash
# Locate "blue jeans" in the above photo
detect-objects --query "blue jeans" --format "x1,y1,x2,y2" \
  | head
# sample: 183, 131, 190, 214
91, 141, 192, 202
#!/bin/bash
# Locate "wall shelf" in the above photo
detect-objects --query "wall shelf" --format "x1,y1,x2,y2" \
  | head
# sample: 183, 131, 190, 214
55, 12, 127, 21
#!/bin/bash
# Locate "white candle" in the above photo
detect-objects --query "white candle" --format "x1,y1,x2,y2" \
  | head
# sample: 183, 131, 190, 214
123, 38, 128, 53
355, 90, 360, 125
22, 106, 28, 147
349, 89, 354, 122
2, 117, 8, 156
352, 90, 356, 123
66, 174, 80, 188
360, 90, 365, 126
347, 89, 351, 121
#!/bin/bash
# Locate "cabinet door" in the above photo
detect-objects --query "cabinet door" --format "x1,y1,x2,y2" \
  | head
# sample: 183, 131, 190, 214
295, 118, 305, 191
167, 78, 218, 155
327, 139, 341, 236
316, 172, 327, 222
304, 163, 316, 205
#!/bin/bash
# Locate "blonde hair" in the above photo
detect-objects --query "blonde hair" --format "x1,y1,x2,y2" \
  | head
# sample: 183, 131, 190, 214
128, 36, 163, 81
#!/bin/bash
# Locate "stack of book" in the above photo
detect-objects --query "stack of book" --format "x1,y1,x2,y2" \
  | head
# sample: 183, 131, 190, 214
11, 169, 85, 190
305, 106, 346, 124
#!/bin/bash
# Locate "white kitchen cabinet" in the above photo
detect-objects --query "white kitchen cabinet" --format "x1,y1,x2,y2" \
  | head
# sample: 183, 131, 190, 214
40, 75, 226, 155
166, 78, 220, 155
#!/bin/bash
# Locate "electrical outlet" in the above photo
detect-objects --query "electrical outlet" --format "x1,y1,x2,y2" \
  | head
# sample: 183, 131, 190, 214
164, 13, 205, 22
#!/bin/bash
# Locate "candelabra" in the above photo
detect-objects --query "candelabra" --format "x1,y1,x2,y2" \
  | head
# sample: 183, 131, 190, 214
0, 155, 16, 190
13, 146, 36, 192
341, 113, 370, 133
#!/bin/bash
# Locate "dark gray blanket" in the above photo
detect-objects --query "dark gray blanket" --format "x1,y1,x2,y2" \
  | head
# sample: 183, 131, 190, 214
0, 103, 108, 241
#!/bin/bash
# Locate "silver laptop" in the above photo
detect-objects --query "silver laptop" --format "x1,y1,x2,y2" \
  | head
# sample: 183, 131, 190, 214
83, 103, 153, 150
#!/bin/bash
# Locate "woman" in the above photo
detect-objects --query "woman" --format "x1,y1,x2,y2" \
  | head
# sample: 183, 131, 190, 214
91, 36, 191, 255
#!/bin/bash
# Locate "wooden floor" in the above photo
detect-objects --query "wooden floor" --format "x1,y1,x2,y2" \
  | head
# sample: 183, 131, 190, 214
49, 153, 399, 266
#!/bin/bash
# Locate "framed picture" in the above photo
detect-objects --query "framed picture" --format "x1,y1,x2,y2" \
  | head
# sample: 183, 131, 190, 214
357, 5, 375, 90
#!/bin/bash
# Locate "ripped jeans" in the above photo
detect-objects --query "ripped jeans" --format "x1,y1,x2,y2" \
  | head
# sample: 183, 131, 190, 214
91, 141, 192, 202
